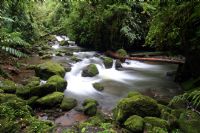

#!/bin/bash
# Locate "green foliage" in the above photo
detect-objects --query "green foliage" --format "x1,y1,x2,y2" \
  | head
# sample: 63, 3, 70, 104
64, 1, 149, 50
169, 90, 200, 109
146, 1, 200, 52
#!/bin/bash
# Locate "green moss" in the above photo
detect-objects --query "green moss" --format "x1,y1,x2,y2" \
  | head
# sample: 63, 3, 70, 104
17, 83, 56, 98
79, 114, 115, 133
82, 64, 99, 77
25, 77, 40, 88
93, 83, 104, 91
36, 92, 64, 107
82, 98, 98, 106
17, 76, 67, 99
35, 61, 65, 80
27, 96, 39, 107
102, 57, 113, 69
124, 115, 144, 132
116, 49, 128, 57
47, 75, 67, 92
82, 99, 98, 116
0, 95, 53, 133
127, 91, 141, 98
0, 79, 20, 93
60, 97, 77, 111
114, 94, 160, 123
144, 117, 169, 129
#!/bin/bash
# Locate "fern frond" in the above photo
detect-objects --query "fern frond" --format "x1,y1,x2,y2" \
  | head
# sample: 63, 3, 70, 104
0, 46, 27, 58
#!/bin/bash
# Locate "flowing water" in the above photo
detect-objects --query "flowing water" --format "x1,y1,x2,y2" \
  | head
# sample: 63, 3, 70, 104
51, 36, 182, 112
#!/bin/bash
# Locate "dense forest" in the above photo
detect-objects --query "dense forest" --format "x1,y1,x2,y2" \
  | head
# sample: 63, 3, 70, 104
0, 0, 200, 133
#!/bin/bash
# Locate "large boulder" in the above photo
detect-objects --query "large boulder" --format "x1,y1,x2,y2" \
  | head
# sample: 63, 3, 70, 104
82, 64, 99, 77
35, 61, 65, 80
36, 92, 64, 107
82, 99, 98, 116
113, 92, 160, 123
47, 75, 67, 92
0, 79, 20, 93
102, 57, 113, 69
16, 75, 67, 99
124, 115, 144, 132
60, 97, 77, 111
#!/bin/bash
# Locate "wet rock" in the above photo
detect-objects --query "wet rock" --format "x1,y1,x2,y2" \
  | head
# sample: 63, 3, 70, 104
35, 61, 65, 80
60, 97, 77, 111
0, 79, 21, 93
71, 55, 81, 62
60, 40, 69, 46
92, 83, 104, 91
36, 92, 64, 107
113, 92, 160, 123
115, 60, 122, 69
102, 57, 113, 69
82, 99, 98, 116
82, 64, 99, 77
124, 115, 144, 132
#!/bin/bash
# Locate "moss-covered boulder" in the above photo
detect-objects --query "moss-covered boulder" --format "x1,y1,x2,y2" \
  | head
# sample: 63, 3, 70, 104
47, 75, 67, 92
116, 49, 128, 57
60, 97, 77, 111
82, 99, 98, 116
93, 83, 104, 91
124, 115, 144, 132
102, 57, 113, 69
35, 61, 65, 80
144, 117, 169, 130
113, 93, 160, 123
36, 92, 64, 107
17, 83, 54, 99
16, 75, 67, 99
0, 79, 20, 93
82, 64, 99, 77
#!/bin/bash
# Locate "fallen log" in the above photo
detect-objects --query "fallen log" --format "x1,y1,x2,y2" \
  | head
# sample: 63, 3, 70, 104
105, 51, 185, 64
130, 52, 166, 57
